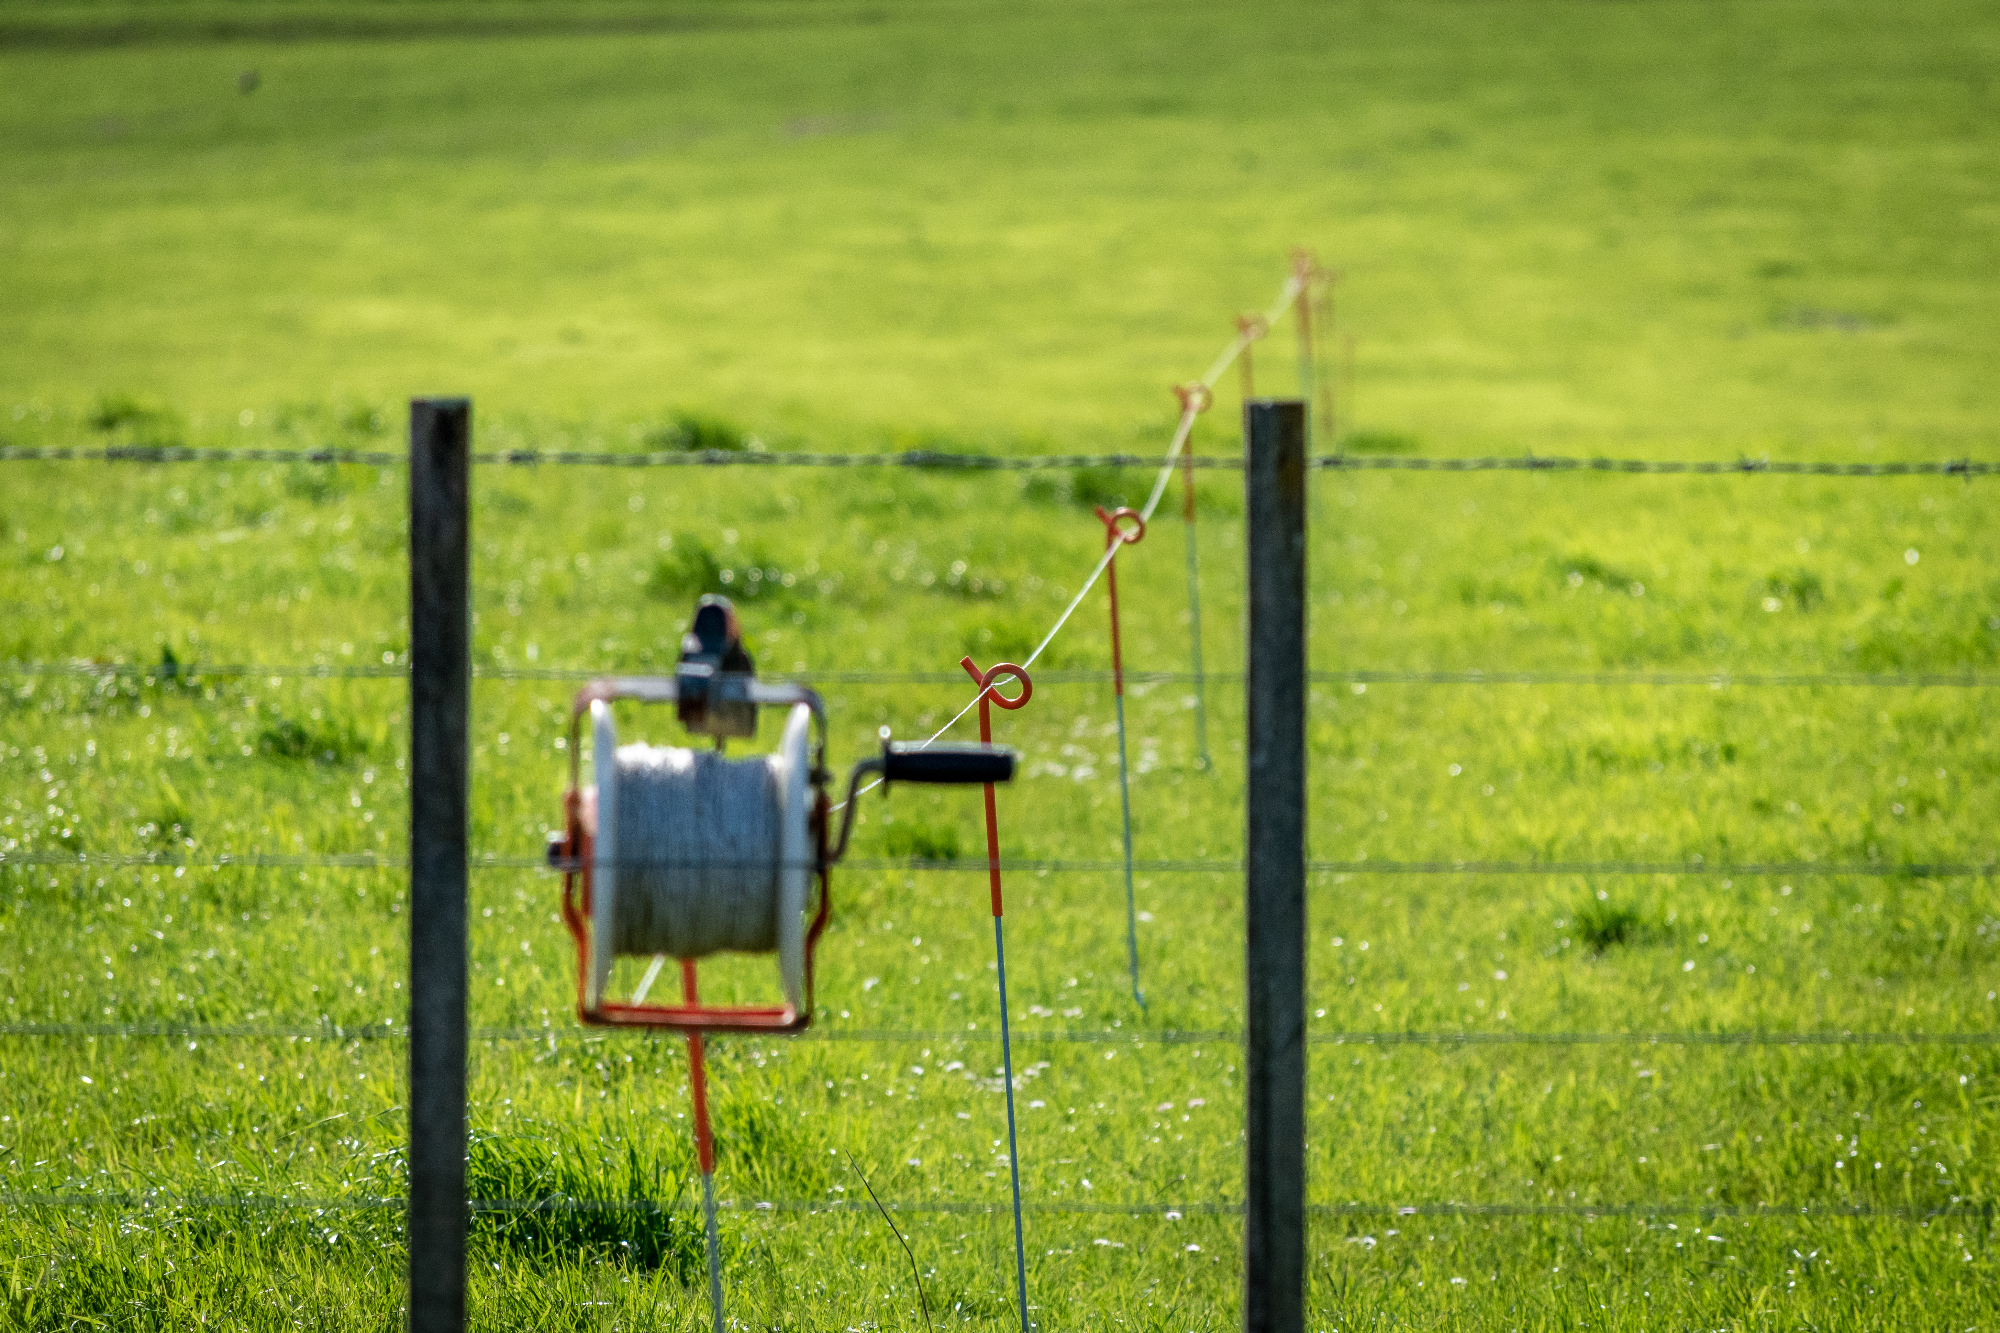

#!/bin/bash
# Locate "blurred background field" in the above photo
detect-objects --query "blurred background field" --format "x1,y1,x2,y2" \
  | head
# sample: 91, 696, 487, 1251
1, 1, 1997, 1329
5, 0, 1999, 457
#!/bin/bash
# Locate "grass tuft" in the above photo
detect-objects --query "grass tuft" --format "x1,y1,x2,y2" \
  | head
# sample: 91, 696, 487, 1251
647, 539, 799, 605
1556, 552, 1639, 590
464, 1127, 705, 1279
1022, 466, 1141, 510
645, 410, 746, 454
86, 394, 171, 434
1765, 568, 1826, 611
255, 713, 367, 765
1574, 898, 1645, 954
1342, 430, 1419, 454
881, 817, 961, 862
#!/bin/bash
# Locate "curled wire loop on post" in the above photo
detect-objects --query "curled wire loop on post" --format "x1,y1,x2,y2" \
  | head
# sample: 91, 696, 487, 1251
1172, 381, 1214, 415
1095, 505, 1146, 548
960, 658, 1033, 711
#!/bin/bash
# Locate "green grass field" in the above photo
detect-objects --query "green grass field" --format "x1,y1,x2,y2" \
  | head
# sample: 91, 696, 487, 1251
3, 1, 1999, 1328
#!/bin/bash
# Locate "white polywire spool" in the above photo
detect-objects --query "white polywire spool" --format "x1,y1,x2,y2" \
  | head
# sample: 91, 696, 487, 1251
586, 700, 811, 1013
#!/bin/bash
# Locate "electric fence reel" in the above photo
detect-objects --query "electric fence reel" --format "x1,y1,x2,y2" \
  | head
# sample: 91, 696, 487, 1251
547, 595, 1014, 1033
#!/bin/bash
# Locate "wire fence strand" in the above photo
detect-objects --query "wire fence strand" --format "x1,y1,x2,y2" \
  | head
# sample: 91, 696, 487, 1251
8, 662, 1997, 689
2, 1021, 1993, 1047
4, 850, 1992, 877
0, 1191, 1984, 1221
3, 442, 1992, 476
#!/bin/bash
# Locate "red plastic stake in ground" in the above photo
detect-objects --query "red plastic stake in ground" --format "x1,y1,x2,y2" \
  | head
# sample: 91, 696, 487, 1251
955, 654, 1034, 1333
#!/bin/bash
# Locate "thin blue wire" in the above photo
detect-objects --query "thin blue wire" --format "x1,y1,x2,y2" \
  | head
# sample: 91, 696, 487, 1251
993, 916, 1031, 1332
1113, 690, 1145, 1009
1181, 508, 1211, 770
702, 1169, 723, 1333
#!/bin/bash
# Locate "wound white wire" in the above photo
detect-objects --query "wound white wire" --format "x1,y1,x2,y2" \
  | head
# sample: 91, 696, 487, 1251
831, 267, 1306, 813
608, 742, 785, 957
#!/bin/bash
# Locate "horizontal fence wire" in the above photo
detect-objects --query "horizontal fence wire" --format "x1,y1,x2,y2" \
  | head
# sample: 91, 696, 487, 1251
7, 662, 1997, 689
0, 1192, 1985, 1221
3, 851, 1992, 877
1, 443, 1994, 476
1, 1022, 1995, 1047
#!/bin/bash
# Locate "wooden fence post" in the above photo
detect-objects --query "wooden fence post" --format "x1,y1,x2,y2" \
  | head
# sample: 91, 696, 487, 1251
1243, 398, 1307, 1333
408, 397, 471, 1333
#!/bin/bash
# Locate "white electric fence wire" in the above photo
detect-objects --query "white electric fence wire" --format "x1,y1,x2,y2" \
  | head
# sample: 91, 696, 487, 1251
1136, 405, 1201, 523
1198, 274, 1303, 390
834, 272, 1302, 814
630, 955, 668, 1007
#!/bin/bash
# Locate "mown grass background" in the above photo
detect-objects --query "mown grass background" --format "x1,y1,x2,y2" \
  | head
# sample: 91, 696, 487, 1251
2, 0, 1998, 1328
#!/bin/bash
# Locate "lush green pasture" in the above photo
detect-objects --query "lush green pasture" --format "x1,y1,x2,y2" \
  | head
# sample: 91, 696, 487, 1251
3, 0, 2000, 1329
3, 457, 1996, 1328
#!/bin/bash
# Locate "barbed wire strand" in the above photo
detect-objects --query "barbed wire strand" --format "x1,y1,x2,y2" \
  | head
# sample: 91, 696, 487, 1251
2, 442, 1991, 477
0, 1191, 1982, 1221
7, 662, 1997, 689
1, 1021, 1993, 1047
4, 851, 1991, 877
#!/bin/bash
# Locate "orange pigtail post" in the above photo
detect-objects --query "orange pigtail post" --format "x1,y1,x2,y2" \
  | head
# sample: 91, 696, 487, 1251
1171, 382, 1214, 770
955, 654, 1035, 1333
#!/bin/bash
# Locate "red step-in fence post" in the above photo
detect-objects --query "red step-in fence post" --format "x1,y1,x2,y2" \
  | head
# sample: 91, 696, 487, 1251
681, 960, 724, 1333
957, 656, 1034, 1332
1173, 382, 1215, 772
1094, 505, 1148, 1007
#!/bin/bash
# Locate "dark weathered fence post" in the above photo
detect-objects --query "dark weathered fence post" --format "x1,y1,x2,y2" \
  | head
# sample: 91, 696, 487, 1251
408, 397, 471, 1333
1243, 398, 1307, 1333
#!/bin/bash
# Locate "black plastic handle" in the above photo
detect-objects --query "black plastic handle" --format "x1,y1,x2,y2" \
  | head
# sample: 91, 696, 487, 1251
883, 742, 1016, 786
